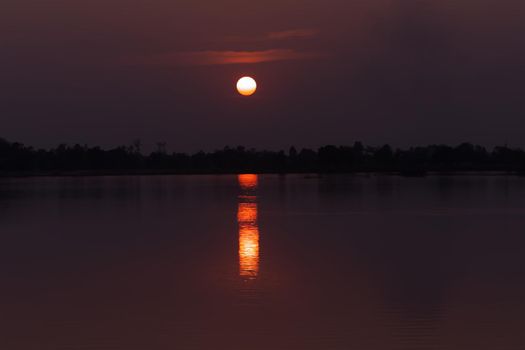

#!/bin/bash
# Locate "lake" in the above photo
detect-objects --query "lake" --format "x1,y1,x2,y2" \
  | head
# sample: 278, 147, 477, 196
0, 174, 524, 349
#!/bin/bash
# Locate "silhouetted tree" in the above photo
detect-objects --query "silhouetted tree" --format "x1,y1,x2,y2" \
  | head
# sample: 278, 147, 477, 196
1, 137, 525, 176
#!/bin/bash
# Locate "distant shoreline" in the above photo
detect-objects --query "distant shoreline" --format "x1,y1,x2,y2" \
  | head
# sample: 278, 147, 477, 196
0, 170, 523, 179
2, 138, 525, 177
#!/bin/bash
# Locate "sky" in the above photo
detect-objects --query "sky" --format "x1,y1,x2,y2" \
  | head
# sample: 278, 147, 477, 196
1, 0, 524, 152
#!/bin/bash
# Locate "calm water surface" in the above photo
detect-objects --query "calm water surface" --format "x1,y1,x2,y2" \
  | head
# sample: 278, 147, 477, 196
0, 174, 524, 349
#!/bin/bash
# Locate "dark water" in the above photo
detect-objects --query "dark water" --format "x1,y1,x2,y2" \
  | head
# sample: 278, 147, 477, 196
0, 174, 524, 350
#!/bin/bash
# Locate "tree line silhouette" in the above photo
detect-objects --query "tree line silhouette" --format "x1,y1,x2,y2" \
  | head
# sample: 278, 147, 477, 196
1, 138, 525, 176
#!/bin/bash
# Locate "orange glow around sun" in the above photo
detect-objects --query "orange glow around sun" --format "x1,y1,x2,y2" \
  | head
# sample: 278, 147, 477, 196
236, 77, 257, 96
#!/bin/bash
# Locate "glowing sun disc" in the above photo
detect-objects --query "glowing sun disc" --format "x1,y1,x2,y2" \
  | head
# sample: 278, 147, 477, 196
237, 77, 257, 96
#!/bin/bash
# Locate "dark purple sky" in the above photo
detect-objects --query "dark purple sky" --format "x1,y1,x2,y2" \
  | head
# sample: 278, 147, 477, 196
1, 0, 524, 151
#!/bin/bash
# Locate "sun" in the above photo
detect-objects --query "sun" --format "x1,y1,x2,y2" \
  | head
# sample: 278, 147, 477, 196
236, 77, 257, 96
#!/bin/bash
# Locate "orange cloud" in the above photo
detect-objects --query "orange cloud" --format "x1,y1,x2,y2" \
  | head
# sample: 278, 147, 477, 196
137, 49, 324, 66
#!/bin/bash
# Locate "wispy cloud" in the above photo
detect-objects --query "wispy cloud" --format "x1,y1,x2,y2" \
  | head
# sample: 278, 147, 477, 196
224, 28, 319, 43
266, 29, 318, 40
135, 49, 324, 66
129, 29, 323, 67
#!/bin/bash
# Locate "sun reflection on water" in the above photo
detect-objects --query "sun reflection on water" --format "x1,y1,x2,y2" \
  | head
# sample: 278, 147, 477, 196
238, 174, 260, 279
239, 174, 258, 191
